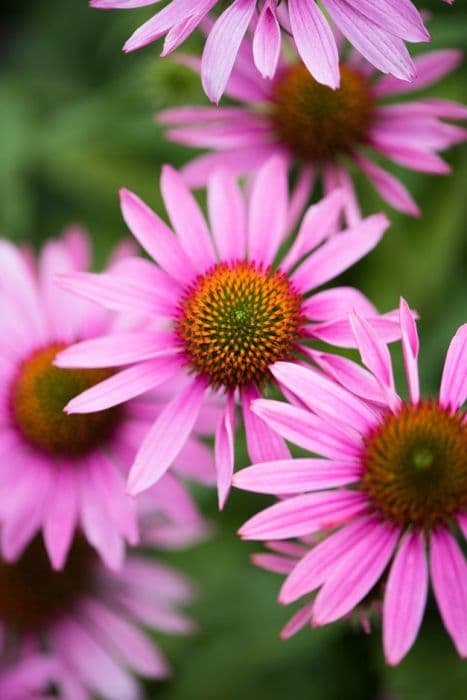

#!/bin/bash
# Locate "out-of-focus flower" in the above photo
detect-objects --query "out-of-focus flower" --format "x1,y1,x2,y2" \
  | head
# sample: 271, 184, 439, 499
55, 157, 404, 507
90, 0, 432, 102
234, 299, 466, 664
0, 523, 203, 699
0, 229, 214, 570
159, 42, 467, 220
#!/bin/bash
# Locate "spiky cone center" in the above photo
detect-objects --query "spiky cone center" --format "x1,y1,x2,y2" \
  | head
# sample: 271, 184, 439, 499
270, 63, 375, 162
0, 536, 94, 631
362, 400, 467, 529
11, 343, 121, 456
175, 261, 305, 389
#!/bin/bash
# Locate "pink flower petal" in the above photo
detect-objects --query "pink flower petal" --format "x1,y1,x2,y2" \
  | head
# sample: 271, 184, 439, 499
302, 286, 376, 322
207, 169, 246, 261
291, 214, 389, 293
201, 0, 257, 103
313, 520, 399, 624
215, 393, 236, 509
289, 0, 339, 89
280, 601, 315, 640
374, 49, 463, 98
247, 155, 288, 267
55, 331, 177, 368
399, 296, 420, 403
253, 0, 281, 80
44, 462, 79, 570
238, 490, 368, 540
64, 355, 183, 413
251, 552, 296, 575
430, 528, 467, 657
127, 376, 208, 495
119, 187, 196, 284
439, 324, 467, 411
160, 164, 216, 270
252, 398, 360, 460
383, 530, 428, 665
233, 458, 359, 495
242, 386, 291, 463
354, 154, 421, 217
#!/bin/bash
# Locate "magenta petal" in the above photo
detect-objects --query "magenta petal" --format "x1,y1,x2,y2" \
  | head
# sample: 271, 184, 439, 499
238, 490, 368, 540
55, 331, 177, 368
242, 386, 291, 463
399, 297, 420, 403
280, 601, 315, 640
127, 376, 208, 495
253, 0, 281, 79
383, 530, 428, 665
44, 462, 79, 570
207, 168, 246, 261
430, 528, 467, 657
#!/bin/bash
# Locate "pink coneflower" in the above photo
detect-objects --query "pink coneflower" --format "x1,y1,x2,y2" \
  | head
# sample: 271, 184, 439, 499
159, 41, 467, 219
90, 0, 431, 102
0, 522, 202, 700
0, 229, 213, 570
234, 298, 466, 664
55, 157, 402, 507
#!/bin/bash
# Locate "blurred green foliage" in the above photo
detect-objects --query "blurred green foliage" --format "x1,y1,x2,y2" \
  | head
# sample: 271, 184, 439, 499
0, 2, 466, 699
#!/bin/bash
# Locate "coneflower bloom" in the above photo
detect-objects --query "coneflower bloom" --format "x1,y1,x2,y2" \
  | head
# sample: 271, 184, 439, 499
234, 299, 466, 664
0, 229, 213, 570
55, 157, 400, 507
159, 42, 467, 220
0, 522, 203, 700
90, 0, 431, 102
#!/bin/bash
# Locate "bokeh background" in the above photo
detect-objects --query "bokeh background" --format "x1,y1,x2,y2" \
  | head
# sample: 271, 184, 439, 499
1, 1, 466, 698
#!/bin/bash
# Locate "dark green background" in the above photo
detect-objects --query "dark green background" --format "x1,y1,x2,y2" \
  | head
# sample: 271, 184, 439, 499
1, 2, 466, 698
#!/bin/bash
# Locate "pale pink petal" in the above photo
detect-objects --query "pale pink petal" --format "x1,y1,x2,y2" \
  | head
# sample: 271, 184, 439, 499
344, 0, 429, 42
430, 528, 467, 657
248, 155, 288, 267
119, 187, 196, 283
289, 0, 339, 89
182, 145, 277, 188
310, 310, 408, 348
252, 399, 360, 460
253, 0, 281, 79
160, 165, 216, 269
370, 141, 451, 174
233, 458, 359, 495
291, 214, 389, 293
399, 296, 420, 403
313, 521, 399, 624
215, 393, 235, 509
127, 376, 208, 495
242, 386, 291, 463
44, 462, 79, 570
238, 490, 368, 540
251, 552, 296, 575
383, 530, 428, 665
439, 324, 467, 411
56, 331, 177, 368
307, 349, 387, 405
201, 0, 257, 103
207, 169, 246, 261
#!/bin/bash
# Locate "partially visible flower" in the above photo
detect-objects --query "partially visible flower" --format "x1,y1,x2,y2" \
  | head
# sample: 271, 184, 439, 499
55, 157, 402, 508
0, 229, 214, 570
159, 41, 467, 220
0, 521, 204, 700
90, 0, 431, 102
234, 299, 466, 664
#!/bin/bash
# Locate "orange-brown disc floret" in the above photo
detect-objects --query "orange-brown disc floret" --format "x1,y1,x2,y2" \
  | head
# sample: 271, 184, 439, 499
11, 343, 121, 457
0, 536, 93, 631
362, 400, 467, 529
270, 63, 375, 163
176, 261, 305, 389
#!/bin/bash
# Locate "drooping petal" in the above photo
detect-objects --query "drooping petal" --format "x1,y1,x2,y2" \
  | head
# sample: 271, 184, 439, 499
289, 0, 339, 89
399, 296, 420, 403
253, 0, 281, 79
439, 324, 467, 411
215, 393, 236, 509
242, 386, 291, 463
43, 462, 79, 570
207, 169, 246, 261
383, 530, 428, 665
